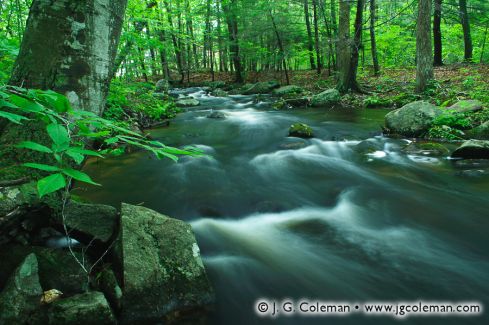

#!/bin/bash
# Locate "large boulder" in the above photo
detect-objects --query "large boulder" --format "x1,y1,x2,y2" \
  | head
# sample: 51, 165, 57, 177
273, 85, 304, 97
385, 101, 443, 137
176, 98, 200, 107
119, 203, 214, 324
42, 291, 116, 325
451, 140, 489, 159
52, 201, 118, 243
467, 121, 489, 140
242, 81, 280, 95
289, 123, 314, 138
447, 100, 483, 113
155, 79, 171, 93
0, 253, 42, 324
310, 89, 341, 107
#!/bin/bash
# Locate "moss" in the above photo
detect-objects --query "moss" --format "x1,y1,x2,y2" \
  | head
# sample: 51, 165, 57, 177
289, 123, 314, 138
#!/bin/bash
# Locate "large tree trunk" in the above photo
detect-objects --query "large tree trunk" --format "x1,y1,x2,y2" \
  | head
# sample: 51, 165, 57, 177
459, 0, 473, 62
433, 0, 443, 66
10, 0, 127, 116
222, 0, 243, 83
303, 0, 316, 70
415, 0, 433, 93
336, 0, 351, 92
369, 0, 380, 75
343, 0, 364, 92
312, 0, 321, 74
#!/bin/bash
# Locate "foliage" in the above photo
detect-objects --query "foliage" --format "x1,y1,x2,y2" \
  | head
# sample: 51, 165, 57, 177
0, 38, 19, 84
0, 86, 202, 197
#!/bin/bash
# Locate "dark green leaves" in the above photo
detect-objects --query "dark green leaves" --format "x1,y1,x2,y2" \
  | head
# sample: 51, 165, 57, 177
0, 111, 29, 124
16, 141, 53, 153
47, 123, 70, 152
61, 168, 100, 186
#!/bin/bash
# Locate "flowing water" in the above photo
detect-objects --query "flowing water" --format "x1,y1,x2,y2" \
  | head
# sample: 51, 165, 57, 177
78, 88, 489, 324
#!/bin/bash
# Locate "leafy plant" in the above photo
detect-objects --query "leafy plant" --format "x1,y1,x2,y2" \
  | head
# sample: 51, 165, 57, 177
0, 85, 202, 198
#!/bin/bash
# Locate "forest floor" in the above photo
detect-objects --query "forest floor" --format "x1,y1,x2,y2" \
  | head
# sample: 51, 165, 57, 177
155, 64, 489, 109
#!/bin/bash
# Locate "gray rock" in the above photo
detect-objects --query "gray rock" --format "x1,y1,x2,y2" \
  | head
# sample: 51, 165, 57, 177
176, 98, 200, 107
467, 121, 489, 140
0, 253, 42, 324
403, 142, 450, 157
273, 85, 304, 96
210, 89, 228, 97
97, 268, 122, 312
0, 182, 39, 217
447, 100, 483, 113
385, 101, 443, 137
120, 203, 214, 324
289, 123, 314, 138
45, 291, 115, 325
155, 79, 171, 93
451, 140, 489, 159
285, 97, 310, 107
242, 81, 280, 95
53, 201, 118, 243
310, 89, 341, 107
354, 139, 384, 155
207, 111, 226, 119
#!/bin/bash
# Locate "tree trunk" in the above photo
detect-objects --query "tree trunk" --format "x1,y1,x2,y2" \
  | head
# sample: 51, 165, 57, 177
222, 0, 243, 83
336, 0, 351, 92
343, 0, 364, 92
481, 25, 488, 63
158, 28, 171, 79
459, 0, 473, 62
369, 0, 380, 75
163, 0, 185, 83
312, 0, 321, 74
303, 0, 316, 70
415, 0, 434, 93
10, 0, 127, 116
433, 0, 443, 66
269, 9, 289, 85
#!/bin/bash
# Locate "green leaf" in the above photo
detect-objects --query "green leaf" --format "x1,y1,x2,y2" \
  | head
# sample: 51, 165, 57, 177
16, 141, 53, 153
62, 168, 100, 186
46, 123, 70, 152
23, 163, 60, 172
105, 137, 119, 145
0, 111, 29, 124
65, 150, 85, 165
67, 147, 104, 158
0, 99, 19, 109
9, 94, 45, 113
37, 173, 66, 198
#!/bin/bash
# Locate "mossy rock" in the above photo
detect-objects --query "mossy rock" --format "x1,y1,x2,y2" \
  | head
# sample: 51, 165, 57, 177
403, 142, 450, 157
289, 123, 314, 138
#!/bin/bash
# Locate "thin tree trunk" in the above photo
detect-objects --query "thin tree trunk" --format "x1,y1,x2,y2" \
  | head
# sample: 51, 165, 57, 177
481, 25, 488, 63
312, 0, 321, 74
222, 0, 243, 83
459, 0, 473, 62
344, 0, 364, 92
369, 0, 380, 75
163, 0, 185, 82
433, 0, 443, 66
269, 9, 289, 85
304, 0, 316, 70
415, 0, 434, 92
158, 28, 171, 79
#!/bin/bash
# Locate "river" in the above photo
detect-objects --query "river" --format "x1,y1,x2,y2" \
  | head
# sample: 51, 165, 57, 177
78, 88, 489, 324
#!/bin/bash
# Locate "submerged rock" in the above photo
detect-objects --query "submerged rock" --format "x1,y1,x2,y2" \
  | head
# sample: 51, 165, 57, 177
447, 100, 483, 113
451, 140, 489, 159
52, 201, 118, 243
403, 142, 450, 157
176, 98, 200, 107
43, 291, 116, 325
0, 253, 42, 324
119, 203, 214, 324
207, 111, 226, 119
289, 123, 314, 138
273, 85, 304, 96
242, 81, 280, 95
385, 101, 443, 137
310, 89, 341, 107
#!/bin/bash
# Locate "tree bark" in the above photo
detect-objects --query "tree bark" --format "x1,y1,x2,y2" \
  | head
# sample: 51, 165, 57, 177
336, 0, 351, 92
303, 0, 316, 70
415, 0, 434, 92
459, 0, 473, 62
312, 0, 321, 74
369, 0, 380, 75
222, 0, 243, 83
343, 0, 364, 92
163, 0, 185, 83
269, 9, 290, 85
433, 0, 443, 66
10, 0, 128, 116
